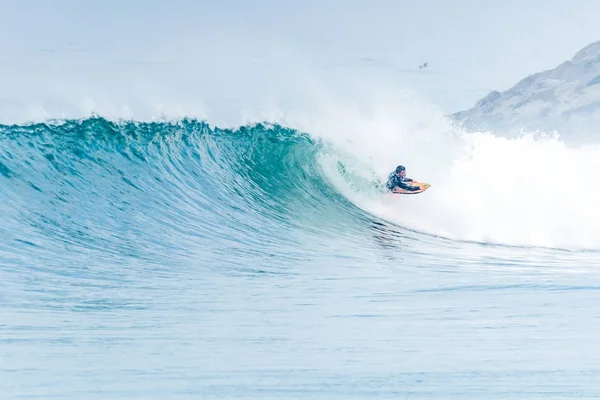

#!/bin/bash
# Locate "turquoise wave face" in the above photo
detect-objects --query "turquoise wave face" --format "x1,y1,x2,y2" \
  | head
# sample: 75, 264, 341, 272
0, 118, 383, 275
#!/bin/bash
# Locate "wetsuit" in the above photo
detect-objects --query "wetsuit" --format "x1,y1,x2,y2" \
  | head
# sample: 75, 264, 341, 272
386, 173, 420, 191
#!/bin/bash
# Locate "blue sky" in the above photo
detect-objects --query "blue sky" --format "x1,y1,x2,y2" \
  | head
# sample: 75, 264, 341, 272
2, 0, 600, 121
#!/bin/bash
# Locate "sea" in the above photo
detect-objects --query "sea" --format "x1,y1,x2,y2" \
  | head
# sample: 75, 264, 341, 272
2, 108, 600, 399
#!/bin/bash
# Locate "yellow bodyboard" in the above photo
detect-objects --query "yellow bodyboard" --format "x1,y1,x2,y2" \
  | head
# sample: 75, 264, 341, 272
392, 181, 431, 195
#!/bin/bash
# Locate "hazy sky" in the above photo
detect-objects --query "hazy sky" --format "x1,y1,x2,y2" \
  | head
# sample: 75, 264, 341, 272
2, 0, 600, 118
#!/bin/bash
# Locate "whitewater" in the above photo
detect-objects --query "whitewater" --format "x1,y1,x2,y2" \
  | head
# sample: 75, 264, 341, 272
4, 6, 600, 398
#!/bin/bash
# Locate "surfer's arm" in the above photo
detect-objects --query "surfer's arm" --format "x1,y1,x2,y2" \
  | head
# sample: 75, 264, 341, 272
396, 180, 420, 191
390, 181, 421, 193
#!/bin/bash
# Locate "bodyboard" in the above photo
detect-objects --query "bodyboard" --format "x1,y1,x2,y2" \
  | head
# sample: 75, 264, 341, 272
391, 181, 431, 195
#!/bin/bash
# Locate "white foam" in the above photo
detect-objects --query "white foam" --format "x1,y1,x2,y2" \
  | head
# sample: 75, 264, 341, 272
302, 92, 600, 250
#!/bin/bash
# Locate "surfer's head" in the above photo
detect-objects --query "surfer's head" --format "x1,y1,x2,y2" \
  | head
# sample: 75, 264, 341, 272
395, 165, 406, 178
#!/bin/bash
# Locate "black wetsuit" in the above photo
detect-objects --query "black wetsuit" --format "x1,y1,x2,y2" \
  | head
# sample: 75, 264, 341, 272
386, 173, 420, 191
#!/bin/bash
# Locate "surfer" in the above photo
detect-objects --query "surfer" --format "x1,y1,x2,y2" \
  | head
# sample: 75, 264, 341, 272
386, 165, 421, 192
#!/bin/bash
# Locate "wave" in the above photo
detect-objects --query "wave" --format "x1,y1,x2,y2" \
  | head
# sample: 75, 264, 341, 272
0, 118, 376, 275
1, 114, 600, 260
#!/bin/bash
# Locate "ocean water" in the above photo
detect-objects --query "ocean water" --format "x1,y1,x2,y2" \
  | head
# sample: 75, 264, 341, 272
2, 114, 600, 400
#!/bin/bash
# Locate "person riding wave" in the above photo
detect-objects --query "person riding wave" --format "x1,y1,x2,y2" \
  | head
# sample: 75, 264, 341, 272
386, 165, 420, 192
